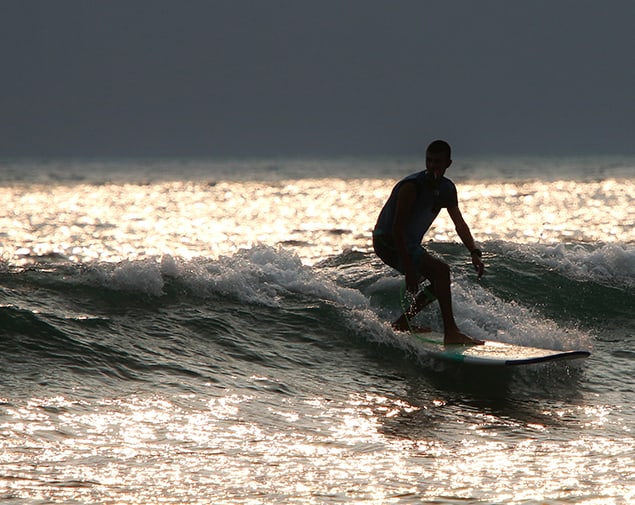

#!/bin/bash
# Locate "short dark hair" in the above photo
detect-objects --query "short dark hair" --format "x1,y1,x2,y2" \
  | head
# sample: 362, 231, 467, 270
427, 140, 451, 158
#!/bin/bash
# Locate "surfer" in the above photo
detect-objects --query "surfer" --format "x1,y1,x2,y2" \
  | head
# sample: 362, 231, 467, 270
373, 140, 485, 345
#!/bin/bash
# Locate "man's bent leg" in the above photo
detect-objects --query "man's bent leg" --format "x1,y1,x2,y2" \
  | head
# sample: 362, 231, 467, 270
419, 252, 483, 345
392, 287, 436, 332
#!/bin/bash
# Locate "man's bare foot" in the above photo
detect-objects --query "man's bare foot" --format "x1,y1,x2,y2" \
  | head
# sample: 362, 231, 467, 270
443, 330, 484, 345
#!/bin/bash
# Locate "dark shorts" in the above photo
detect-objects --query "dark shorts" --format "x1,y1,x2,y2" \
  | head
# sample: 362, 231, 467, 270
372, 232, 426, 275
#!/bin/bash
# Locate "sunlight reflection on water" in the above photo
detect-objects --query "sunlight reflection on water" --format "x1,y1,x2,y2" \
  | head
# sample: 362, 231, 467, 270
1, 172, 633, 503
1, 178, 633, 265
0, 392, 632, 503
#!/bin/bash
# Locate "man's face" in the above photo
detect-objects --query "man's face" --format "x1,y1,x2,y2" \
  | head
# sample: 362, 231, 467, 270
426, 151, 452, 180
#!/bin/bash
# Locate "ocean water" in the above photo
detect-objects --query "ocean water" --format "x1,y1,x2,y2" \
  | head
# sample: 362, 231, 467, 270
0, 156, 633, 504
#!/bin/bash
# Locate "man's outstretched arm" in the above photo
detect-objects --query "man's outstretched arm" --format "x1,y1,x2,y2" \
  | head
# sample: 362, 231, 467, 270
447, 206, 485, 278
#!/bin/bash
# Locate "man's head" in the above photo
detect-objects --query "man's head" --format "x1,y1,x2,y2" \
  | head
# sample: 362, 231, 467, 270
426, 140, 452, 180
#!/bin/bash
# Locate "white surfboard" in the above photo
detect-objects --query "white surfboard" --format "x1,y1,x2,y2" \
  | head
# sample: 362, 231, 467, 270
412, 333, 590, 366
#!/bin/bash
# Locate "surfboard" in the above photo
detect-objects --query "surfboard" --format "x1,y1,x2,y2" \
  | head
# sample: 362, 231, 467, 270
412, 333, 590, 366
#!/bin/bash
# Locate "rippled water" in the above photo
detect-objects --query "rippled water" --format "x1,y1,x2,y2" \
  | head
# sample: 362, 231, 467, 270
1, 157, 633, 503
2, 177, 633, 264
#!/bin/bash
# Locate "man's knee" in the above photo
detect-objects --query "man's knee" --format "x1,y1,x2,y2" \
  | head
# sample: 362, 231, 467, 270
421, 255, 450, 282
435, 261, 451, 281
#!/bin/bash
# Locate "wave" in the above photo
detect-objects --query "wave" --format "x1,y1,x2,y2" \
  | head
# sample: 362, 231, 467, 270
495, 241, 635, 290
1, 242, 631, 391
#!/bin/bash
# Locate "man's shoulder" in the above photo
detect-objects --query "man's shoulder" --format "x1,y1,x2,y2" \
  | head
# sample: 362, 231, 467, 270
439, 177, 459, 207
394, 172, 422, 193
400, 171, 426, 183
439, 176, 457, 191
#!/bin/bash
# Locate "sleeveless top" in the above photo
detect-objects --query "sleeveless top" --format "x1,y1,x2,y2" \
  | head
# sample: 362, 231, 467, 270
373, 171, 458, 250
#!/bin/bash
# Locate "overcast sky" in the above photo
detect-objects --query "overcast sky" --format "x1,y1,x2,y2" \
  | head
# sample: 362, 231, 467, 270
1, 1, 634, 157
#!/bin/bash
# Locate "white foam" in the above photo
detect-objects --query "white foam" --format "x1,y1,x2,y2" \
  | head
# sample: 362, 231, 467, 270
78, 245, 595, 353
159, 245, 369, 310
362, 267, 593, 352
450, 278, 593, 351
497, 241, 635, 289
85, 259, 166, 296
540, 243, 635, 289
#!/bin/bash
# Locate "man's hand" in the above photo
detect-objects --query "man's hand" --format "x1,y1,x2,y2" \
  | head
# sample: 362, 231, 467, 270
472, 256, 485, 279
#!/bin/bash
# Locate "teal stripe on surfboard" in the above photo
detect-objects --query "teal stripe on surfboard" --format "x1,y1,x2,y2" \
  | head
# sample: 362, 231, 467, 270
411, 333, 590, 366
